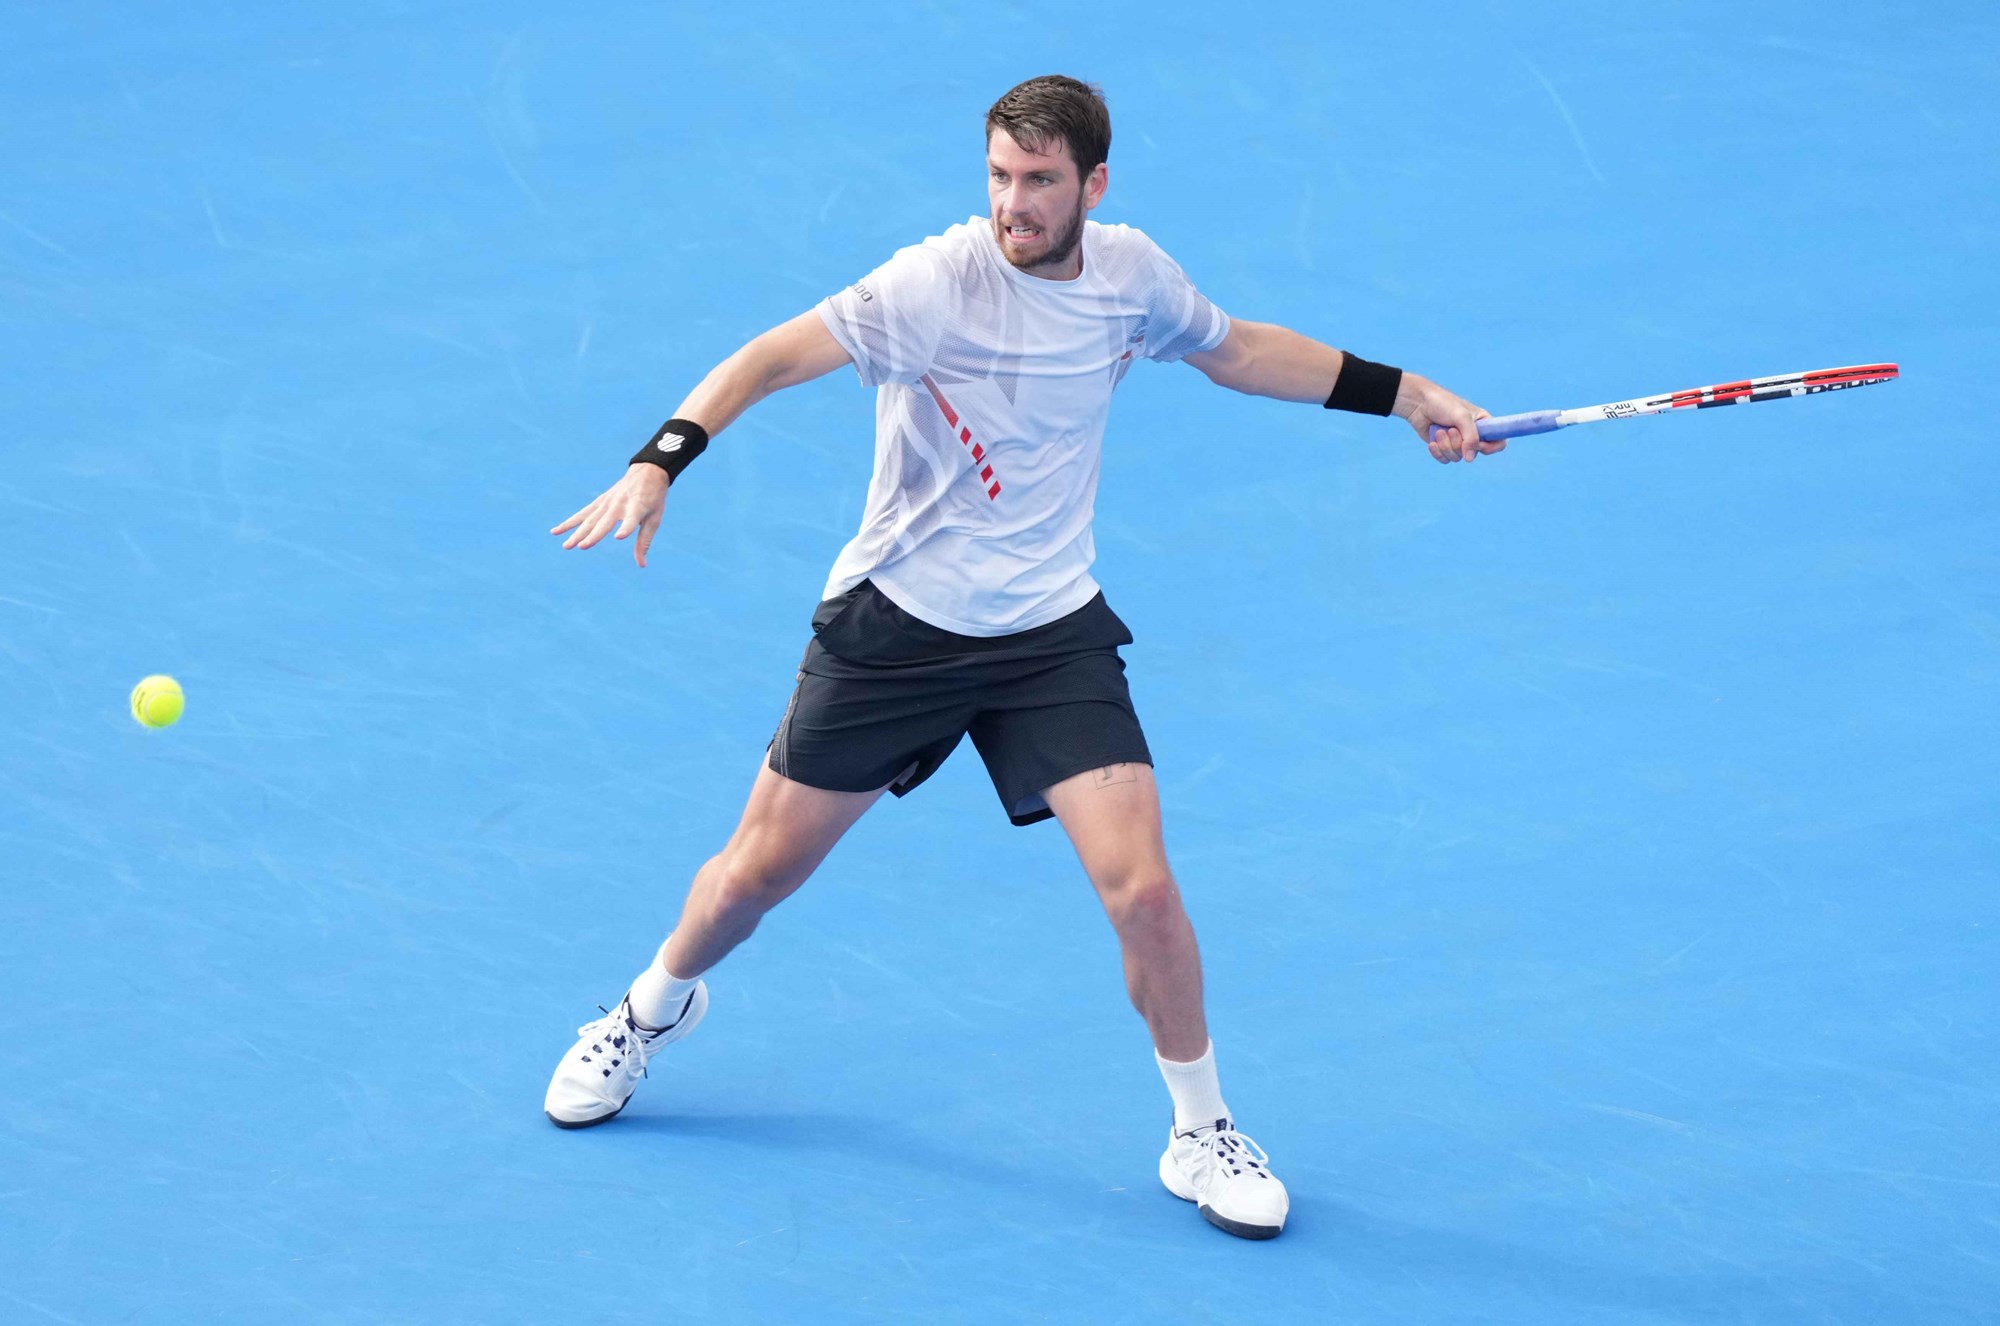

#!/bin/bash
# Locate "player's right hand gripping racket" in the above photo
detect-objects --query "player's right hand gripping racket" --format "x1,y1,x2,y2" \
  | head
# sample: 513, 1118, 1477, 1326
1430, 362, 1900, 444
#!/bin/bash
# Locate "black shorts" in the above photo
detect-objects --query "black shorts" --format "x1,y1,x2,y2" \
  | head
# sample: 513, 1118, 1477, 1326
766, 580, 1153, 826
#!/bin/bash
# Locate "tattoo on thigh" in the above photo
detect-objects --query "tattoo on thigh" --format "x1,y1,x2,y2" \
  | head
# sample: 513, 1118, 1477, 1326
1093, 763, 1138, 789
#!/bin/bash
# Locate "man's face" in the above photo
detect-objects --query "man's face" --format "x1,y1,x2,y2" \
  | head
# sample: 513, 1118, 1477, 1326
986, 131, 1107, 280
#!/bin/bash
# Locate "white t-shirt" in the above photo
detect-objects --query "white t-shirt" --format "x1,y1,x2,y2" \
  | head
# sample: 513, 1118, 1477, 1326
814, 216, 1230, 636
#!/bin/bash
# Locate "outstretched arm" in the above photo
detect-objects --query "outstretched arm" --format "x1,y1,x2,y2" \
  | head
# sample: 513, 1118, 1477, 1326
552, 311, 853, 567
1183, 319, 1500, 466
669, 309, 855, 439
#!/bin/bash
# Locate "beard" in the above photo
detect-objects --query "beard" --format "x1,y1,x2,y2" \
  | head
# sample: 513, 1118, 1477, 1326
992, 195, 1086, 275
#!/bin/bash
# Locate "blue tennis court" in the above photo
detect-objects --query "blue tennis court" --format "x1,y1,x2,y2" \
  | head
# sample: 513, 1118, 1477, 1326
3, 2, 1994, 1320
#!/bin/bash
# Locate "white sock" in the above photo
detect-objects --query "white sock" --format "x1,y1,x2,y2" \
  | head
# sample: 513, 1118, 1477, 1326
1156, 1041, 1231, 1133
625, 939, 699, 1032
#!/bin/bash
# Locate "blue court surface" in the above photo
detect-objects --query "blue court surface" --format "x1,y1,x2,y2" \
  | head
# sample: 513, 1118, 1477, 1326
3, 2, 1995, 1321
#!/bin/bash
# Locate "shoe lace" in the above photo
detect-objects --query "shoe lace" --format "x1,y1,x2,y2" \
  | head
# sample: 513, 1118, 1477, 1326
573, 1001, 658, 1085
1182, 1120, 1274, 1184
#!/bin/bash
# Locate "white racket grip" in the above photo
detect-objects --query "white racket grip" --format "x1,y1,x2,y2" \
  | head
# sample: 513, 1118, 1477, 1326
1427, 410, 1562, 445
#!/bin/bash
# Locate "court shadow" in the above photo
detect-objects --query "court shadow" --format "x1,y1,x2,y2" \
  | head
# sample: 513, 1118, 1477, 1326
614, 1109, 1044, 1194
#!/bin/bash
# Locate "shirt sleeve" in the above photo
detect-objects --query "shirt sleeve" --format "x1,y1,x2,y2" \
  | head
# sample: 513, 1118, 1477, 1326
1139, 237, 1231, 363
815, 243, 951, 387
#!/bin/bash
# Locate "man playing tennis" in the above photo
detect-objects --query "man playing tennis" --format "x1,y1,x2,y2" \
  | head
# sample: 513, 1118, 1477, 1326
543, 74, 1499, 1240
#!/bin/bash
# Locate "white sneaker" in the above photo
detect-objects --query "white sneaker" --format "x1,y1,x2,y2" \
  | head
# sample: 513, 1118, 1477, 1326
543, 985, 707, 1129
1159, 1116, 1290, 1239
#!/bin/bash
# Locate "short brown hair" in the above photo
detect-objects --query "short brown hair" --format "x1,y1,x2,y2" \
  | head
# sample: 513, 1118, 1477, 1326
985, 75, 1111, 178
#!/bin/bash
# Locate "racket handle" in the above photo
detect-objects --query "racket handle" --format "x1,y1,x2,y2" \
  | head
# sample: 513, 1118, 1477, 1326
1427, 411, 1562, 444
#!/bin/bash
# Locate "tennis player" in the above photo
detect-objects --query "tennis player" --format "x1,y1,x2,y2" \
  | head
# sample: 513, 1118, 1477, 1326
543, 74, 1499, 1240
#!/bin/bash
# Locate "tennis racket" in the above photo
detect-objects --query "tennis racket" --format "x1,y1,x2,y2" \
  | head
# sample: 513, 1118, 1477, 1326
1431, 362, 1900, 444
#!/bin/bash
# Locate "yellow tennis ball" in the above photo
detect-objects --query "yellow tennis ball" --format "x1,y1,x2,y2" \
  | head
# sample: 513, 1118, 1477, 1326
130, 675, 185, 729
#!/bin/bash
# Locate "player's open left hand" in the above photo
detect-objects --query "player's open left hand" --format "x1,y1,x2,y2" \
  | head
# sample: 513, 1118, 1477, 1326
1398, 375, 1502, 465
550, 464, 671, 567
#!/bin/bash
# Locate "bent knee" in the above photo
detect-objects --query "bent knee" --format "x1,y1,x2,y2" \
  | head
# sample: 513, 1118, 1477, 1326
1101, 870, 1183, 927
709, 853, 802, 914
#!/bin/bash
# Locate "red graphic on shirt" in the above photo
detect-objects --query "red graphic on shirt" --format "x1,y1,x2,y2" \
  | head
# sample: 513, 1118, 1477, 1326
920, 374, 1002, 500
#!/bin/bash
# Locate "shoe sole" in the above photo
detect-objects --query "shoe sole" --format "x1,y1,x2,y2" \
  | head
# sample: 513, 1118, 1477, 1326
544, 984, 708, 1130
545, 1100, 628, 1130
1159, 1148, 1286, 1240
1198, 1204, 1283, 1240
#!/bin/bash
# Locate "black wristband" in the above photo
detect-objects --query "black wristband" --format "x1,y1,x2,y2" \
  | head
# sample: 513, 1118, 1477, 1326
1323, 353, 1404, 416
629, 418, 710, 483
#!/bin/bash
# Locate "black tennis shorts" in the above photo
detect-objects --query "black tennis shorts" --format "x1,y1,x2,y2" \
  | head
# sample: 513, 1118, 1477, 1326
766, 580, 1153, 826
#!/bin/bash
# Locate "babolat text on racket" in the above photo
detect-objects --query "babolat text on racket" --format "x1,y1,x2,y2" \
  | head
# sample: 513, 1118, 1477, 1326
1433, 362, 1900, 443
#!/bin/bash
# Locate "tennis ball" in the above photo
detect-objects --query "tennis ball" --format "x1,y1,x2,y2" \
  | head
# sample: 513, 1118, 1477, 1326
130, 675, 185, 729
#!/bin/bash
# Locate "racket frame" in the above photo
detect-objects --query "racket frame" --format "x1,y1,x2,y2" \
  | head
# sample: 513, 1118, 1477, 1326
1463, 363, 1899, 442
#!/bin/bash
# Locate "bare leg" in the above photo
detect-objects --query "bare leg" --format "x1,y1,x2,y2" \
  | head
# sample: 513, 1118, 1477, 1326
1042, 762, 1208, 1061
661, 761, 888, 978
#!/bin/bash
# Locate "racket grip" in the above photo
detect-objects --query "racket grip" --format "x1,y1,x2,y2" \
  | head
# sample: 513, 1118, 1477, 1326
1428, 411, 1562, 444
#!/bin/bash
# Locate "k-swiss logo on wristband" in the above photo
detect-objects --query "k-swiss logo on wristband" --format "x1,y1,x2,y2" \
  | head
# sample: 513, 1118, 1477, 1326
656, 433, 685, 453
